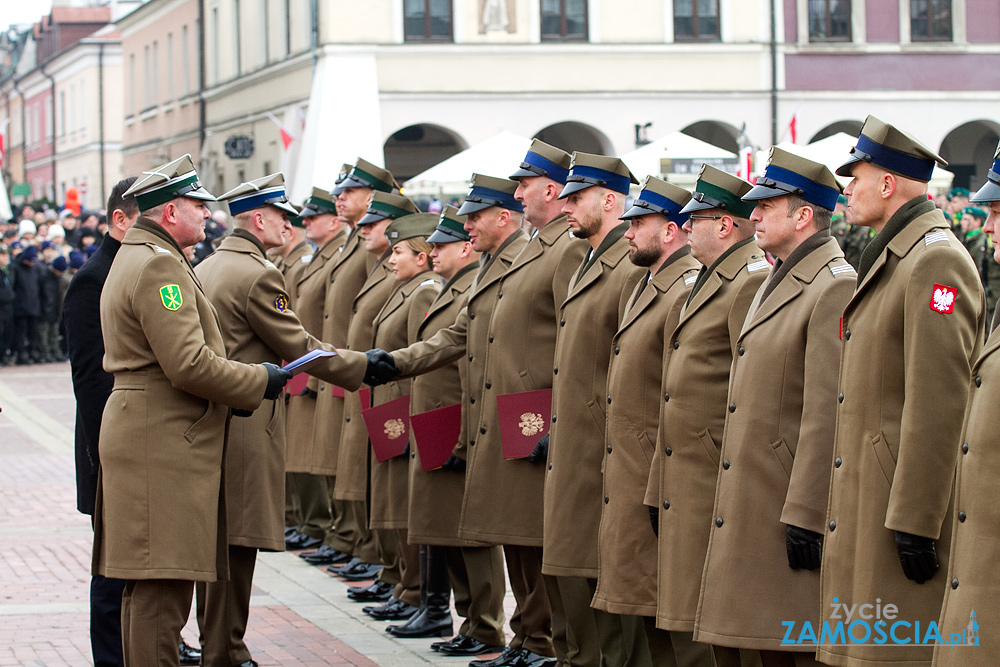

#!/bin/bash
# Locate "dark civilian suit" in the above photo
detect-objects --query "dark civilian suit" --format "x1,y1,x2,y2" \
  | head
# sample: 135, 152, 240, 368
63, 232, 126, 667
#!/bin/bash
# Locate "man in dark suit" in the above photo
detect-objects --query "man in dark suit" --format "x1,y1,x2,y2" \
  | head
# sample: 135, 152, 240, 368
64, 177, 201, 667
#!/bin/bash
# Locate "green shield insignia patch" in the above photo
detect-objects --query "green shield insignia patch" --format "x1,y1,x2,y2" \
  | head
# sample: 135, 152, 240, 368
159, 284, 183, 311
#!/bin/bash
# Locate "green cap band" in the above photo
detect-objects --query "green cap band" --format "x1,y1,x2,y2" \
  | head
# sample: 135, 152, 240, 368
134, 173, 201, 211
697, 180, 756, 219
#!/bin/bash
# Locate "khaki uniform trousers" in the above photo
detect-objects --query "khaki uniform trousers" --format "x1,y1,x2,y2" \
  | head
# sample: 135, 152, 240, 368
446, 545, 507, 646
504, 545, 555, 656
121, 579, 193, 667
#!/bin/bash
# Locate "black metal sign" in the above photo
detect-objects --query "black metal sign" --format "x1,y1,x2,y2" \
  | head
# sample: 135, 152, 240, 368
224, 135, 255, 160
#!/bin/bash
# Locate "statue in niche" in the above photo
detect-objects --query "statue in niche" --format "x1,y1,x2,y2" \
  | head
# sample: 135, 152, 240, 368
480, 0, 516, 33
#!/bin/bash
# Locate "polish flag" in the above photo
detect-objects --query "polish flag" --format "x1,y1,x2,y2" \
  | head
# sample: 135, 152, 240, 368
788, 112, 798, 144
266, 112, 294, 150
736, 146, 754, 181
0, 118, 8, 167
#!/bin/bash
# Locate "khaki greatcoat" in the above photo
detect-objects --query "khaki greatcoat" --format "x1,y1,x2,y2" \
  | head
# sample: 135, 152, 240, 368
369, 271, 440, 529
934, 325, 1000, 666
284, 231, 348, 472
280, 240, 314, 304
819, 204, 984, 667
334, 255, 396, 502
390, 230, 529, 542
311, 231, 371, 475
692, 237, 855, 650
544, 232, 643, 573
592, 249, 699, 615
93, 219, 267, 582
471, 218, 587, 546
194, 232, 367, 551
407, 264, 480, 546
645, 238, 768, 631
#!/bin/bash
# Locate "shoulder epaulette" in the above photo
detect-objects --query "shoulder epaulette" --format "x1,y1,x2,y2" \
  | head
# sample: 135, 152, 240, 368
925, 231, 948, 246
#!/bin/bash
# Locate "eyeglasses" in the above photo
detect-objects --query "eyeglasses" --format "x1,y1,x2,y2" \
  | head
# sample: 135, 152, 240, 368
688, 214, 738, 227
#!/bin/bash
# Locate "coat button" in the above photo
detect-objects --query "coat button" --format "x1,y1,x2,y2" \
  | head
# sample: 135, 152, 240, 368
728, 403, 736, 413
722, 460, 730, 470
468, 353, 474, 361
975, 376, 982, 387
738, 345, 744, 356
352, 306, 357, 314
614, 346, 620, 355
560, 318, 565, 327
958, 511, 967, 522
962, 443, 969, 454
551, 415, 557, 423
319, 384, 325, 391
470, 311, 475, 320
548, 462, 552, 470
715, 517, 723, 527
665, 447, 672, 456
845, 329, 851, 340
673, 340, 679, 349
607, 445, 612, 454
489, 335, 494, 343
485, 381, 491, 389
553, 367, 558, 375
835, 457, 842, 468
838, 393, 844, 403
951, 578, 959, 589
604, 495, 609, 504
664, 393, 670, 402
470, 439, 475, 447
480, 426, 487, 435
324, 313, 329, 319
663, 500, 670, 510
470, 396, 476, 404
607, 396, 612, 404
828, 521, 837, 531
411, 452, 415, 459
345, 416, 351, 422
498, 291, 503, 298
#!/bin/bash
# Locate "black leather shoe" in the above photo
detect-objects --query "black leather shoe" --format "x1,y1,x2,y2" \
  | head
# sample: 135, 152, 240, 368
302, 545, 351, 565
327, 556, 362, 573
510, 649, 557, 667
234, 661, 259, 667
284, 526, 296, 537
431, 635, 461, 652
340, 563, 383, 581
178, 640, 201, 666
347, 580, 394, 602
366, 598, 418, 621
285, 530, 322, 551
439, 636, 506, 656
385, 608, 452, 638
470, 646, 521, 667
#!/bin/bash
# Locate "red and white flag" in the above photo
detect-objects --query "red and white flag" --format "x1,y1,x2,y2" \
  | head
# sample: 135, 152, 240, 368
736, 146, 754, 181
788, 111, 799, 144
266, 112, 294, 150
0, 118, 8, 167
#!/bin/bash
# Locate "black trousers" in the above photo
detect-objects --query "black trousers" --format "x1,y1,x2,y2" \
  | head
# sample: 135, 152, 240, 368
91, 574, 127, 667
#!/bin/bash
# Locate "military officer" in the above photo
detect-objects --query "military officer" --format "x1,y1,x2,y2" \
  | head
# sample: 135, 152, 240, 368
692, 150, 856, 667
336, 192, 423, 607
93, 155, 292, 667
276, 209, 313, 298
403, 209, 507, 651
934, 141, 1000, 667
820, 116, 984, 667
544, 153, 645, 667
644, 164, 767, 666
592, 177, 699, 665
372, 175, 532, 665
310, 160, 402, 573
956, 205, 1000, 318
196, 174, 369, 667
284, 187, 351, 553
944, 187, 970, 232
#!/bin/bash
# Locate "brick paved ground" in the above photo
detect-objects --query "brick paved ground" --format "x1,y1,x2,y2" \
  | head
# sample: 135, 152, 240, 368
0, 363, 513, 667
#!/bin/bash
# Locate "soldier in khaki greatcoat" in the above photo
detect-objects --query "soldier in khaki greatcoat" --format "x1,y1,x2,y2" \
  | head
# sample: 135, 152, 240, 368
592, 177, 699, 665
93, 156, 292, 667
643, 165, 767, 667
196, 174, 369, 667
820, 118, 984, 667
935, 142, 1000, 667
692, 150, 855, 667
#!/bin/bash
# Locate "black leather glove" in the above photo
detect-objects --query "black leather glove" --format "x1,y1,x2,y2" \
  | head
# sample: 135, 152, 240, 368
441, 454, 466, 472
786, 524, 823, 571
527, 433, 549, 464
895, 531, 939, 584
397, 443, 410, 459
262, 362, 293, 400
649, 506, 659, 537
364, 349, 399, 386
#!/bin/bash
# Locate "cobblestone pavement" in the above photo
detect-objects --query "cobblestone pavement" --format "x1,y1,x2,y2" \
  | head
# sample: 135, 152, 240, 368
0, 363, 514, 667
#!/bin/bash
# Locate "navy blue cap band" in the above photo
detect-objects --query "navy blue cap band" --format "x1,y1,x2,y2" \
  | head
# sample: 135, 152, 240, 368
466, 186, 524, 212
229, 190, 289, 215
854, 135, 935, 182
635, 189, 689, 222
759, 165, 839, 211
567, 165, 630, 195
989, 158, 1000, 184
521, 152, 570, 184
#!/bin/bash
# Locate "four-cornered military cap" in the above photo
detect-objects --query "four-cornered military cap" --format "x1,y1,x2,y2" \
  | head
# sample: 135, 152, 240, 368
218, 172, 298, 216
680, 164, 756, 219
299, 186, 338, 217
427, 205, 470, 243
125, 154, 215, 212
385, 212, 440, 246
358, 191, 420, 226
510, 139, 572, 184
457, 174, 524, 215
621, 176, 692, 224
333, 163, 353, 189
334, 158, 399, 195
743, 147, 843, 211
970, 141, 1000, 203
559, 152, 638, 199
836, 115, 947, 182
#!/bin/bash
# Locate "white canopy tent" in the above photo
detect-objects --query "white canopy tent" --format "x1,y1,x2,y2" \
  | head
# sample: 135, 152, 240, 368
403, 131, 533, 198
621, 131, 738, 188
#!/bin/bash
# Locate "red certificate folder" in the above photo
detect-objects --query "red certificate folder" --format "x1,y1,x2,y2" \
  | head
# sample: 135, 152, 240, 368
286, 372, 309, 397
496, 389, 552, 460
410, 403, 462, 471
363, 395, 411, 462
331, 384, 346, 398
